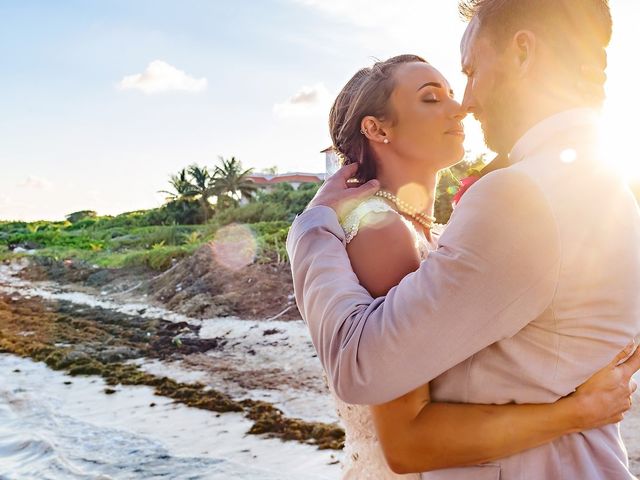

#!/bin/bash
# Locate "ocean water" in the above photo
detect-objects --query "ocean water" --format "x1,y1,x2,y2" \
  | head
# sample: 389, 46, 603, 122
0, 355, 339, 480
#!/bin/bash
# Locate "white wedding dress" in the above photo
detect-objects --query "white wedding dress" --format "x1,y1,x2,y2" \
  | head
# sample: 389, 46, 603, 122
329, 197, 438, 480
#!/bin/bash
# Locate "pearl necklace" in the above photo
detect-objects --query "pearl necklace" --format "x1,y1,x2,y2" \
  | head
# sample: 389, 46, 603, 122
374, 190, 436, 229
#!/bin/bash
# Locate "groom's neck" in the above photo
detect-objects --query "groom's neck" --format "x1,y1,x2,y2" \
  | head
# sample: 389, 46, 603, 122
509, 95, 593, 152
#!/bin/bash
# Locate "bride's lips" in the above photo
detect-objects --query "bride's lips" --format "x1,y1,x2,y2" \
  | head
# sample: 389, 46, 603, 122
445, 128, 465, 138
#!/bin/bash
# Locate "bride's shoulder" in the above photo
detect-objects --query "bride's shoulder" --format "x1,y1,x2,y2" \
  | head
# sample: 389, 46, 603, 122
340, 197, 399, 244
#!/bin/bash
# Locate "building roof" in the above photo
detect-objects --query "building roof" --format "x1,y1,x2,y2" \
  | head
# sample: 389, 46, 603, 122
248, 172, 325, 185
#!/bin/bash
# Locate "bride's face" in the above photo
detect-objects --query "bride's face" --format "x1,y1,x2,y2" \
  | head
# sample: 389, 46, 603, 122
385, 62, 466, 170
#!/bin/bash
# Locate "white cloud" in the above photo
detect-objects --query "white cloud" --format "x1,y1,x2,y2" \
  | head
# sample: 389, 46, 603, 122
273, 83, 332, 118
19, 176, 53, 190
117, 60, 207, 95
288, 1, 468, 66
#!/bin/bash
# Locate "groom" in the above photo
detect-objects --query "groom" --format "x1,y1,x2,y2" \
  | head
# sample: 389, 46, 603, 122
287, 0, 640, 478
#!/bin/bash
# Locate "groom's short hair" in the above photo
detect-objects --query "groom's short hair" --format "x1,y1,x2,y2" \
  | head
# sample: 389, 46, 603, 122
459, 0, 612, 70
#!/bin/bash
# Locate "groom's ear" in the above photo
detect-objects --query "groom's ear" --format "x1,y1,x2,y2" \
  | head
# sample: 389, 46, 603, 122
511, 30, 537, 77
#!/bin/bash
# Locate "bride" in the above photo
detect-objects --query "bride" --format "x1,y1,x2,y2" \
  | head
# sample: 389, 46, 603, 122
323, 54, 638, 478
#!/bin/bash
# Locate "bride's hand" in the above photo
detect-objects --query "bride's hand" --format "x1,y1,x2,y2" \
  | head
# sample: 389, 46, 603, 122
570, 342, 640, 430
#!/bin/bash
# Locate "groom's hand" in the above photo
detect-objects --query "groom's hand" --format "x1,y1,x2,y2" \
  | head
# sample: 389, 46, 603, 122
307, 163, 380, 220
572, 341, 640, 429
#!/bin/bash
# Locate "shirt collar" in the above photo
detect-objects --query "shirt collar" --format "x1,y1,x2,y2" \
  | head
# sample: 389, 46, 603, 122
509, 108, 599, 164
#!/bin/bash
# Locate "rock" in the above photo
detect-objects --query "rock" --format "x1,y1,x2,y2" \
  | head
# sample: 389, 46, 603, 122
96, 346, 141, 363
263, 329, 282, 336
8, 241, 41, 251
85, 270, 116, 288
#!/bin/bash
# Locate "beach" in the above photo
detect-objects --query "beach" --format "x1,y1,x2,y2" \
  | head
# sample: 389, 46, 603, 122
1, 257, 638, 479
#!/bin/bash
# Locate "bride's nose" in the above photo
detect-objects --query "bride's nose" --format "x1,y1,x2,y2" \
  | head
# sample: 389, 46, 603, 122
452, 103, 467, 121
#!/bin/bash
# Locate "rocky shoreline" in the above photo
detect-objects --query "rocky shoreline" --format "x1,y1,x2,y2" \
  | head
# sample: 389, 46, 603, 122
0, 256, 344, 453
19, 244, 301, 321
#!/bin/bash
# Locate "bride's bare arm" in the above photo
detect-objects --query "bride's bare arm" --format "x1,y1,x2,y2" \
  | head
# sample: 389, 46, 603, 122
371, 347, 638, 474
346, 214, 639, 474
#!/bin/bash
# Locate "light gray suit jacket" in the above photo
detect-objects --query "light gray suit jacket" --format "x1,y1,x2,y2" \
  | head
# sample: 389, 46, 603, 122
286, 109, 640, 479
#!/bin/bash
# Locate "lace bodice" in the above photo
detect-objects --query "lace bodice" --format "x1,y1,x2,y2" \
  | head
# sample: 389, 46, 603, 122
331, 197, 442, 479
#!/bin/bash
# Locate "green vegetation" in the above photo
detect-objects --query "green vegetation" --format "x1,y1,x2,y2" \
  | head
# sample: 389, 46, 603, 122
435, 154, 488, 224
0, 218, 296, 269
0, 155, 321, 269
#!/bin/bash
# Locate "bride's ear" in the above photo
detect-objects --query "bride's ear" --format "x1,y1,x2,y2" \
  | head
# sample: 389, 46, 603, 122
360, 116, 390, 145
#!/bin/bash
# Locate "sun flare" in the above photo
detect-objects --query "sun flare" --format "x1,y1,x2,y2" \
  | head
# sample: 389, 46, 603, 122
598, 1, 640, 183
598, 104, 640, 182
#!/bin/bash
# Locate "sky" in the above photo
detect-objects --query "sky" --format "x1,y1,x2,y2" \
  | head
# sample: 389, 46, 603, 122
1, 0, 638, 221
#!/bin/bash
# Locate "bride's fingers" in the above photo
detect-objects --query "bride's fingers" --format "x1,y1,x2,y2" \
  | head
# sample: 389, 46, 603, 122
630, 379, 638, 395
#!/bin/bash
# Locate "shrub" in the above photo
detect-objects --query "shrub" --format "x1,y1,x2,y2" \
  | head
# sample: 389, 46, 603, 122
254, 183, 320, 220
249, 221, 291, 263
93, 211, 148, 229
65, 217, 98, 230
4, 230, 98, 250
215, 202, 288, 225
152, 198, 208, 225
0, 221, 27, 233
107, 225, 202, 251
66, 210, 97, 224
122, 245, 197, 271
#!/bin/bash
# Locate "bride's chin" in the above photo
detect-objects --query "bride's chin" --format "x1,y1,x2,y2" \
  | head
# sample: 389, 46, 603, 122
439, 148, 466, 169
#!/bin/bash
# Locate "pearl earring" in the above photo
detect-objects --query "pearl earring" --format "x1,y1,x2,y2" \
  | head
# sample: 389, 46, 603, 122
383, 138, 390, 144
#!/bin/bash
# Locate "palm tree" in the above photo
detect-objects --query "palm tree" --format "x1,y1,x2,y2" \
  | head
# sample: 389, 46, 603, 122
187, 164, 215, 221
211, 157, 257, 208
159, 169, 196, 201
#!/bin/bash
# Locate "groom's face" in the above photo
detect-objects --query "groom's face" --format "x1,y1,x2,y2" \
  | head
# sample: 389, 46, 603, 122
460, 18, 522, 155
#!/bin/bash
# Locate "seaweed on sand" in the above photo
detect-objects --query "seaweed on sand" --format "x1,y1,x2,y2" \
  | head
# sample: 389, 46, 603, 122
0, 292, 344, 450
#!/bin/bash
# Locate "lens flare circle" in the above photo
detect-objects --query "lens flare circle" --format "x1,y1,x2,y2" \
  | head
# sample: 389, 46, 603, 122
560, 149, 578, 164
210, 224, 257, 271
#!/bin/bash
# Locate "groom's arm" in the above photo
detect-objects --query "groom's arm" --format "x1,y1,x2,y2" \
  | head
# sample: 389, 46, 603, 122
287, 169, 560, 405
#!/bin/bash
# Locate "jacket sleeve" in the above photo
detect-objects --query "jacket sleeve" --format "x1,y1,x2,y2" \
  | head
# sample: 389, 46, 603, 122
286, 169, 561, 405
